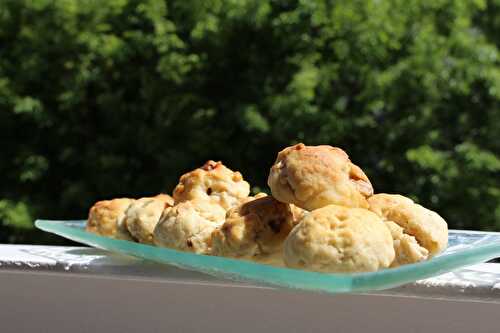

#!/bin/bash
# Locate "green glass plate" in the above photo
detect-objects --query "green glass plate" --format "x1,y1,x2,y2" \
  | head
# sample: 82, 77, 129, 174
35, 220, 500, 293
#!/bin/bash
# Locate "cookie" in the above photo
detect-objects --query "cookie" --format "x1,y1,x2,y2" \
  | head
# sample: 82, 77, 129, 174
153, 193, 174, 206
368, 193, 448, 257
125, 194, 173, 244
86, 198, 135, 240
267, 143, 373, 211
211, 196, 295, 264
153, 199, 226, 254
173, 160, 250, 210
284, 205, 394, 273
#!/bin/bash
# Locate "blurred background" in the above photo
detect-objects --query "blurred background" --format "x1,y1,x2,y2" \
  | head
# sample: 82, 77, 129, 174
0, 0, 499, 244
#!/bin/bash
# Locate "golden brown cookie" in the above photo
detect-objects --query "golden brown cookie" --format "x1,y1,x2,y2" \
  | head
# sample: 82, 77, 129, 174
125, 194, 173, 244
153, 199, 226, 254
173, 161, 250, 210
86, 198, 135, 240
368, 194, 448, 257
267, 143, 373, 211
284, 205, 394, 273
211, 196, 295, 264
153, 193, 174, 206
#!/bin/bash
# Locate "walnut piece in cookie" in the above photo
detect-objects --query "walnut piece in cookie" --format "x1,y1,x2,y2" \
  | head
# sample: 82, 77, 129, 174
267, 143, 373, 211
211, 196, 295, 265
153, 199, 226, 254
368, 193, 448, 257
125, 194, 173, 244
173, 160, 250, 210
284, 205, 395, 273
86, 198, 135, 240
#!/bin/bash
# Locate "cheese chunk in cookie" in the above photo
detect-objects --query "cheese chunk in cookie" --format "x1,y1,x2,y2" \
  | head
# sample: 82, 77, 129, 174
86, 198, 135, 240
153, 199, 226, 254
173, 161, 250, 210
125, 194, 173, 244
384, 221, 429, 266
268, 143, 373, 211
290, 204, 307, 225
284, 205, 394, 273
239, 192, 268, 204
368, 194, 448, 257
211, 196, 295, 264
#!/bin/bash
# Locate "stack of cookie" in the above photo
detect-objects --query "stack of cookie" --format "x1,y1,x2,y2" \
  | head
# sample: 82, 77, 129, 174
86, 143, 448, 273
268, 143, 447, 272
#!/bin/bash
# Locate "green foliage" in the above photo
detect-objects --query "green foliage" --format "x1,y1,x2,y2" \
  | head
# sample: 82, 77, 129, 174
0, 0, 499, 244
0, 200, 32, 229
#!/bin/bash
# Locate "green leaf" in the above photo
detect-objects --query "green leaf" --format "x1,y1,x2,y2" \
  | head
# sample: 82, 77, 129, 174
0, 200, 33, 229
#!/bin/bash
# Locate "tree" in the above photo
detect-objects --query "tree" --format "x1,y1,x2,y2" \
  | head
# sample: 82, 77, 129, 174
0, 0, 499, 243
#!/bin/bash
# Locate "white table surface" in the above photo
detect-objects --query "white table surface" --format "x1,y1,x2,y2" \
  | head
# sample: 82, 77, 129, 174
2, 244, 500, 332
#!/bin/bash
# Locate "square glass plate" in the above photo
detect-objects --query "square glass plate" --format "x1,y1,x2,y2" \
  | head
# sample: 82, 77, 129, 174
35, 220, 500, 293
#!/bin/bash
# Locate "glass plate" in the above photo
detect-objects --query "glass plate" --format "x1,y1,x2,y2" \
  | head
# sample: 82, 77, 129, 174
35, 220, 500, 293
